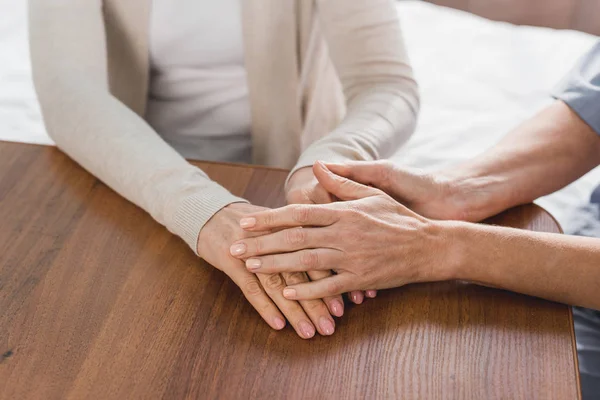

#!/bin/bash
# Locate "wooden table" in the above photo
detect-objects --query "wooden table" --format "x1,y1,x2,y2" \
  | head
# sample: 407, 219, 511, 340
0, 142, 580, 399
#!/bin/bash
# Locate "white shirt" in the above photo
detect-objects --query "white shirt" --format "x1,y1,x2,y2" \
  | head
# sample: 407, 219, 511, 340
146, 0, 252, 162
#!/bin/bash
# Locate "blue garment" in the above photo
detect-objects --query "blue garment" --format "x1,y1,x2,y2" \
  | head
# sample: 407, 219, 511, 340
553, 41, 600, 136
553, 40, 600, 400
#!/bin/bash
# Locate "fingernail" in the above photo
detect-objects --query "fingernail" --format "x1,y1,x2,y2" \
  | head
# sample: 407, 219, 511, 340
273, 317, 286, 330
240, 217, 256, 229
283, 288, 296, 299
319, 317, 335, 336
229, 243, 246, 256
351, 292, 364, 305
366, 290, 377, 298
299, 320, 316, 338
331, 299, 344, 317
246, 259, 262, 271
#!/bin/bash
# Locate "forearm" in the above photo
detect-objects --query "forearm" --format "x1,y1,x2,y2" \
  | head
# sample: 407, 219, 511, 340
40, 80, 245, 250
29, 0, 246, 253
444, 101, 600, 221
291, 93, 417, 173
290, 0, 419, 178
446, 221, 600, 309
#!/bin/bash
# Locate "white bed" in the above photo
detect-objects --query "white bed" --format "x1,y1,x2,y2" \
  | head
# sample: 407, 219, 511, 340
1, 0, 598, 227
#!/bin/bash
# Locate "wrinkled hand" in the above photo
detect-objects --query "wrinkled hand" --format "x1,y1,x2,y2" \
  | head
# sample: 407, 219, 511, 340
198, 202, 341, 338
286, 167, 377, 303
324, 161, 474, 221
229, 162, 454, 300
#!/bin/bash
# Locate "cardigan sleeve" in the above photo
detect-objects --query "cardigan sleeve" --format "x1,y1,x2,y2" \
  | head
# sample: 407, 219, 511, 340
290, 0, 419, 176
28, 0, 247, 254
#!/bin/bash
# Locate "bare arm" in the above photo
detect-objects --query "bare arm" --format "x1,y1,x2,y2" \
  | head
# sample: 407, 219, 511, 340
449, 221, 600, 310
323, 41, 600, 222
229, 163, 600, 310
444, 100, 600, 221
231, 42, 600, 310
322, 100, 600, 222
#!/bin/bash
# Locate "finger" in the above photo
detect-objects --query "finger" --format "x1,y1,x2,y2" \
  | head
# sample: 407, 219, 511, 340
313, 161, 381, 201
365, 290, 378, 298
349, 290, 364, 305
282, 274, 354, 301
256, 273, 316, 339
306, 270, 345, 317
239, 203, 341, 231
245, 248, 339, 273
286, 184, 333, 205
230, 228, 330, 259
311, 183, 334, 204
226, 266, 286, 331
283, 272, 336, 336
325, 161, 392, 190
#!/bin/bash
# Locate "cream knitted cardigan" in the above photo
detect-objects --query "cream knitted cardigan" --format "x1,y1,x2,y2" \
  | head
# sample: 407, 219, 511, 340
28, 0, 419, 254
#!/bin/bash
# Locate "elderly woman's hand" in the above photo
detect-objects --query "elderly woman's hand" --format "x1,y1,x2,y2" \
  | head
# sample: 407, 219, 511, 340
198, 202, 339, 338
285, 166, 377, 304
229, 162, 457, 300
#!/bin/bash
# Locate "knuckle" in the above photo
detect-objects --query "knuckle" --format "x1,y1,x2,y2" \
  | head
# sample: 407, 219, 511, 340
262, 212, 276, 228
303, 299, 325, 312
258, 301, 273, 313
283, 272, 308, 285
339, 180, 353, 191
285, 228, 306, 245
262, 255, 275, 270
342, 206, 361, 220
292, 205, 311, 223
300, 250, 319, 269
326, 279, 344, 296
307, 270, 332, 281
264, 274, 286, 290
252, 238, 263, 254
329, 207, 343, 221
243, 278, 264, 296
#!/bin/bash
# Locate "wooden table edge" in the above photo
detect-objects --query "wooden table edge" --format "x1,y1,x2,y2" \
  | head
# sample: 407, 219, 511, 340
531, 203, 582, 399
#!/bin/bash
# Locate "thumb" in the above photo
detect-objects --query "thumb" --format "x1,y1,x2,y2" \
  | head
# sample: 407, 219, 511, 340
325, 161, 394, 192
313, 161, 380, 201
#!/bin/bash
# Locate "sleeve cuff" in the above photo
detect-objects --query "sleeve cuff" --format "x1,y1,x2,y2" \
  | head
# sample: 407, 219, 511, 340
172, 186, 248, 255
553, 90, 600, 136
551, 41, 600, 136
286, 147, 370, 187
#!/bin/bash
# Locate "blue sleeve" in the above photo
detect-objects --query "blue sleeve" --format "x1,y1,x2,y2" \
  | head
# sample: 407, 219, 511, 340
552, 41, 600, 135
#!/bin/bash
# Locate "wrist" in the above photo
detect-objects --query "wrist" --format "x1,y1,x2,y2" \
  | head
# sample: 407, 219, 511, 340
196, 201, 250, 257
442, 169, 513, 222
431, 220, 474, 282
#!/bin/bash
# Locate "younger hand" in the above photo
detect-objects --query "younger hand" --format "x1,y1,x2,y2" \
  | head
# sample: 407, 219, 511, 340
286, 167, 377, 303
230, 162, 455, 300
198, 203, 340, 338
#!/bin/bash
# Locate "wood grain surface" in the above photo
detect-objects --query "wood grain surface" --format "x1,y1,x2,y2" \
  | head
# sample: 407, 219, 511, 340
0, 142, 580, 399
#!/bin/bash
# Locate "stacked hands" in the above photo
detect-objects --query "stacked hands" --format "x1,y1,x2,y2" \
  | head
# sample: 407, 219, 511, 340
198, 160, 466, 339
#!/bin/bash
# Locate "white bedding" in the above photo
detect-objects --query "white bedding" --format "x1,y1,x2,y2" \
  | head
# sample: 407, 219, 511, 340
0, 0, 598, 227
